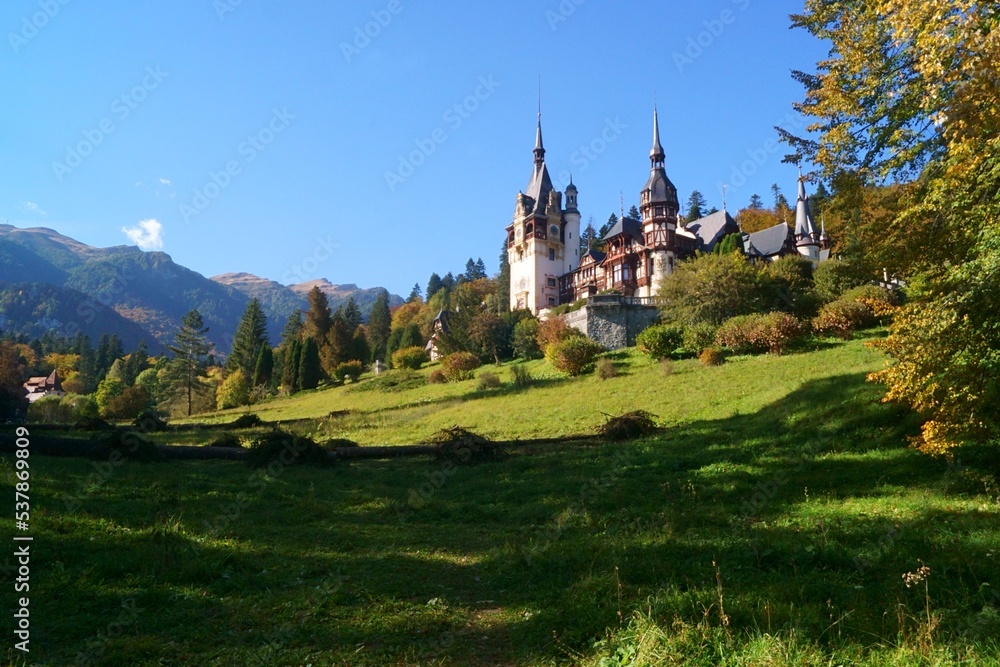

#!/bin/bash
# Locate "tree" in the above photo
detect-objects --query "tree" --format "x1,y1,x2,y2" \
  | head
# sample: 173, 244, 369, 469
748, 194, 764, 210
658, 253, 771, 327
217, 369, 250, 410
497, 238, 510, 314
474, 257, 487, 279
228, 298, 269, 382
599, 213, 618, 239
408, 283, 422, 301
366, 289, 392, 362
281, 309, 304, 347
786, 0, 1000, 454
121, 340, 148, 387
580, 218, 600, 253
164, 310, 211, 417
770, 183, 790, 211
685, 191, 707, 222
468, 310, 506, 365
627, 205, 641, 221
282, 339, 301, 392
0, 341, 28, 420
298, 338, 322, 391
252, 346, 274, 389
303, 286, 332, 342
426, 273, 443, 299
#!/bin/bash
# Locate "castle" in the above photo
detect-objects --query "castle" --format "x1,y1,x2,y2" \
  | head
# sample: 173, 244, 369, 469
506, 108, 830, 314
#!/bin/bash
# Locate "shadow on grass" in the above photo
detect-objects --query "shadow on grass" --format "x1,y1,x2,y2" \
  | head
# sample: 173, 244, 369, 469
26, 371, 1000, 666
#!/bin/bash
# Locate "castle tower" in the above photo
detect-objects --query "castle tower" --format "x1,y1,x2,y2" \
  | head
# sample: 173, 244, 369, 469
506, 113, 572, 313
638, 105, 680, 298
794, 168, 821, 262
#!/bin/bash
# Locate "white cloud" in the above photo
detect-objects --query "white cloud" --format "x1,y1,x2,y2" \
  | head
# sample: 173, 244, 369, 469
122, 218, 164, 251
22, 201, 47, 216
159, 177, 172, 186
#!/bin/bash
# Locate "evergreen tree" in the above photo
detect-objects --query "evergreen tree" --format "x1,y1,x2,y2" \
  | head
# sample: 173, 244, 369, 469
280, 310, 304, 347
474, 257, 487, 279
771, 183, 790, 211
298, 337, 322, 390
426, 273, 443, 299
599, 213, 618, 239
627, 205, 641, 220
165, 310, 211, 417
282, 339, 301, 392
408, 283, 422, 301
228, 298, 269, 382
441, 272, 456, 292
252, 345, 274, 389
303, 286, 332, 342
121, 340, 148, 386
366, 289, 392, 362
685, 190, 707, 222
463, 258, 477, 282
497, 238, 510, 313
749, 194, 764, 210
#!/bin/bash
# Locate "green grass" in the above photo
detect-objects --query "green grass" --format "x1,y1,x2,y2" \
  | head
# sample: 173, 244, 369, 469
5, 335, 1000, 665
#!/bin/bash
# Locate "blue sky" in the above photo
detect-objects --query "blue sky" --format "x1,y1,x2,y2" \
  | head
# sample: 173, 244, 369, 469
1, 0, 826, 297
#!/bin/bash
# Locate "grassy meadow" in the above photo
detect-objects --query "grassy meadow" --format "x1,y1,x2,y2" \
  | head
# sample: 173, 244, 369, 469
5, 335, 1000, 665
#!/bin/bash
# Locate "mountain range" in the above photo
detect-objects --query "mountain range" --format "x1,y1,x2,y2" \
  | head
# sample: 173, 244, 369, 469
0, 225, 403, 354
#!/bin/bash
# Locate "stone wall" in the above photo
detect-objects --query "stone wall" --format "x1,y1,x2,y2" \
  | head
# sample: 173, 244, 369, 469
560, 296, 661, 350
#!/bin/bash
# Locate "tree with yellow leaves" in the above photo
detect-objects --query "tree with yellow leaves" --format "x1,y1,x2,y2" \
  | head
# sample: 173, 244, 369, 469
786, 0, 999, 454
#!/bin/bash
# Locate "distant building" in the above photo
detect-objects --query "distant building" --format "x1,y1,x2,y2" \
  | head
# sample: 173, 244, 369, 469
23, 370, 64, 403
742, 169, 831, 263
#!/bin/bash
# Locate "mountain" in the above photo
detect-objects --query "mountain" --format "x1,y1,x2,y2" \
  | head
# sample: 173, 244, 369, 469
288, 279, 405, 316
0, 282, 159, 351
0, 225, 403, 354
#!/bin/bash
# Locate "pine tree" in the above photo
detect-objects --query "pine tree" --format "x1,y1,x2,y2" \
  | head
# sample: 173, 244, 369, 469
298, 337, 322, 390
366, 289, 392, 362
280, 310, 304, 347
748, 194, 764, 210
497, 238, 511, 313
121, 340, 148, 386
282, 339, 301, 392
252, 345, 274, 389
463, 258, 477, 282
303, 286, 332, 342
165, 310, 211, 417
426, 273, 443, 299
599, 213, 618, 239
408, 283, 422, 301
474, 257, 487, 279
441, 272, 456, 293
228, 298, 269, 382
627, 205, 641, 220
771, 183, 790, 211
685, 190, 707, 222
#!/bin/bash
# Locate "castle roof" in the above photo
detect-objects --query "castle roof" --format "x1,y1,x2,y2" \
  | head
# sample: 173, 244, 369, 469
794, 169, 818, 243
684, 210, 740, 253
525, 117, 555, 216
743, 222, 792, 259
602, 216, 643, 241
642, 107, 679, 209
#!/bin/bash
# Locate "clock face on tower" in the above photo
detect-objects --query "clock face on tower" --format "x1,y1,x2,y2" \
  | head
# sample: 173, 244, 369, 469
550, 225, 559, 237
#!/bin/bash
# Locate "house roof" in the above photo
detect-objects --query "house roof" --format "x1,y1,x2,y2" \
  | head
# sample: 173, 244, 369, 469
602, 217, 643, 241
743, 222, 792, 258
685, 210, 740, 253
580, 248, 607, 264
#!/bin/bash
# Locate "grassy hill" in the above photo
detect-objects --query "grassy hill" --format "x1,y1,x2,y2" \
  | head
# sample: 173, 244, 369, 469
7, 336, 1000, 666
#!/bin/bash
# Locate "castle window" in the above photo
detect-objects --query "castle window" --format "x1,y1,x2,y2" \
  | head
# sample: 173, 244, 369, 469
548, 297, 556, 306
547, 277, 557, 288
549, 249, 555, 261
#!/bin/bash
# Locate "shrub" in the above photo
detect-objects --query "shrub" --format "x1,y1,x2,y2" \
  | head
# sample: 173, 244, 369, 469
428, 427, 506, 464
427, 369, 447, 384
699, 347, 726, 366
842, 284, 901, 318
813, 299, 875, 339
512, 318, 543, 360
535, 317, 582, 352
715, 312, 806, 355
27, 396, 73, 424
813, 258, 871, 302
682, 322, 719, 354
94, 377, 125, 414
104, 385, 151, 420
245, 431, 331, 468
90, 430, 164, 463
546, 336, 605, 376
217, 369, 251, 410
133, 409, 168, 433
391, 346, 429, 370
636, 324, 684, 359
597, 410, 659, 441
476, 371, 502, 390
510, 364, 533, 389
441, 352, 481, 382
332, 360, 364, 383
596, 357, 618, 380
208, 433, 244, 448
229, 413, 263, 429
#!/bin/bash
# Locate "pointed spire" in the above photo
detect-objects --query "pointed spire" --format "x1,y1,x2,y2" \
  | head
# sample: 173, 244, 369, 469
797, 165, 807, 202
650, 105, 665, 165
534, 84, 545, 165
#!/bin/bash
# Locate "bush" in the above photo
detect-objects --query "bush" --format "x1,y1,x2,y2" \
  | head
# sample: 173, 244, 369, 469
332, 360, 364, 383
427, 369, 447, 385
636, 324, 684, 360
68, 395, 100, 422
217, 369, 251, 411
510, 364, 533, 389
716, 312, 806, 355
682, 322, 719, 354
512, 318, 543, 360
245, 430, 331, 468
597, 410, 659, 441
842, 284, 901, 318
699, 347, 726, 366
391, 346, 429, 370
94, 377, 125, 414
476, 372, 502, 391
104, 385, 151, 420
27, 396, 73, 424
812, 299, 875, 339
229, 413, 263, 429
441, 352, 481, 382
89, 430, 164, 463
428, 427, 506, 464
133, 408, 168, 433
208, 433, 244, 448
546, 336, 605, 376
535, 317, 582, 352
813, 258, 871, 302
596, 357, 618, 380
